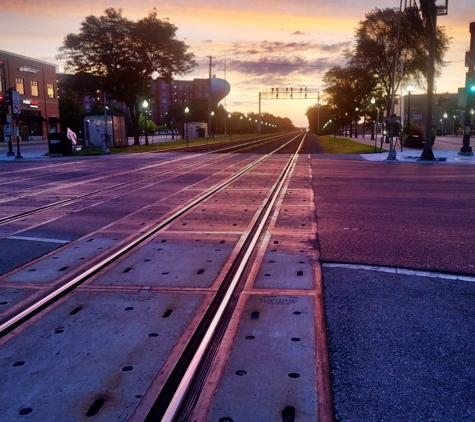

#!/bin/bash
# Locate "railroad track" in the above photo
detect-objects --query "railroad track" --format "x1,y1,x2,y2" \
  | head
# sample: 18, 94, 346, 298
0, 131, 332, 421
0, 133, 292, 223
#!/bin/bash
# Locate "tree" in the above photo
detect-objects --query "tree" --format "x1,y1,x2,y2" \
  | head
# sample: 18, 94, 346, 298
58, 8, 197, 145
348, 7, 450, 115
58, 89, 85, 137
321, 65, 382, 136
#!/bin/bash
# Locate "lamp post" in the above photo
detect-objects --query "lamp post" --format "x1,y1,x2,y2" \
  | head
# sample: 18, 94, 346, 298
443, 112, 447, 136
142, 100, 149, 145
407, 85, 413, 125
354, 107, 359, 138
184, 106, 189, 150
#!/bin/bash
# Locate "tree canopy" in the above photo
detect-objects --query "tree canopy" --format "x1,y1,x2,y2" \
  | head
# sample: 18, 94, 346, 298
58, 8, 197, 145
308, 7, 451, 132
348, 7, 451, 108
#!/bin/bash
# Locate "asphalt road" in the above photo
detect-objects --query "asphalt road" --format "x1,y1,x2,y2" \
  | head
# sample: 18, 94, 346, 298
307, 149, 475, 421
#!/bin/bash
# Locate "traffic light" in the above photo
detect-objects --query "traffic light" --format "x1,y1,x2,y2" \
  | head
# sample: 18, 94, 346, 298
466, 71, 475, 94
4, 87, 13, 106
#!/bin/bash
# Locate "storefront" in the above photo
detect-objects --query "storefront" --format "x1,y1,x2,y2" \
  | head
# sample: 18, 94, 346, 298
0, 50, 60, 141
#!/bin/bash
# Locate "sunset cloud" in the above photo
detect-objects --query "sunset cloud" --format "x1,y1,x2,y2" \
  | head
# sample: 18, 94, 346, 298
1, 0, 473, 126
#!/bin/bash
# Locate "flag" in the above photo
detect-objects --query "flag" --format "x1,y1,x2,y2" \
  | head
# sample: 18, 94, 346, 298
67, 127, 77, 145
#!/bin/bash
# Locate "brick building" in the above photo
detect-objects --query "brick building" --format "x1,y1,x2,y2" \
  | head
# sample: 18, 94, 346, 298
0, 50, 60, 141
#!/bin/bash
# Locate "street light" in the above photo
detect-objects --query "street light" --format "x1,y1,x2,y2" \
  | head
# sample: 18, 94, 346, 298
184, 106, 189, 150
407, 85, 413, 125
443, 112, 447, 136
142, 100, 149, 145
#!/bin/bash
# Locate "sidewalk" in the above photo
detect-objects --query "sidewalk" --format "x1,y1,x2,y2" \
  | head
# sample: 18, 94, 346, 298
355, 134, 475, 164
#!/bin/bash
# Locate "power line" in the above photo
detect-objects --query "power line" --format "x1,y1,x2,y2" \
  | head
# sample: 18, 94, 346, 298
239, 61, 336, 68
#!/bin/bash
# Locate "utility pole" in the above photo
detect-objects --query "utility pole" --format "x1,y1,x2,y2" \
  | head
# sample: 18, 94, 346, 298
459, 22, 475, 156
419, 0, 448, 160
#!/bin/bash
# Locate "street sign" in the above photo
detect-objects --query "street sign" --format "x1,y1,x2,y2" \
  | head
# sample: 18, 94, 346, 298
12, 91, 20, 105
14, 127, 19, 137
4, 124, 11, 136
13, 104, 21, 114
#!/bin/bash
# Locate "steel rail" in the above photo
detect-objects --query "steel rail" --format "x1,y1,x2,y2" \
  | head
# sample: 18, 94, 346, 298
0, 133, 304, 338
0, 133, 291, 226
158, 132, 307, 422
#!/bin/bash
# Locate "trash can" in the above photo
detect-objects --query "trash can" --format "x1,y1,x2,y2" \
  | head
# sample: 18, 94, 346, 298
48, 133, 72, 155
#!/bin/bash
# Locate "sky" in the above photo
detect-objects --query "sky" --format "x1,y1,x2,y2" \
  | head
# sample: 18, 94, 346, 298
1, 0, 474, 127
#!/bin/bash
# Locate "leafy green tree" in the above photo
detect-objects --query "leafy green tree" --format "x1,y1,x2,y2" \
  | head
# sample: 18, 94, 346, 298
58, 89, 85, 137
348, 7, 450, 114
321, 65, 382, 136
58, 8, 197, 145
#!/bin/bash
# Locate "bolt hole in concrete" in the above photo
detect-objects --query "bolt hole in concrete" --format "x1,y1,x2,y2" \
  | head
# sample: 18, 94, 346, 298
182, 223, 187, 226
0, 301, 8, 305
123, 268, 133, 273
59, 266, 69, 271
219, 418, 234, 422
274, 240, 279, 244
54, 329, 64, 334
87, 239, 94, 243
53, 257, 59, 259
251, 312, 260, 320
122, 366, 134, 372
265, 274, 271, 277
29, 269, 36, 272
195, 239, 200, 241
197, 269, 205, 274
291, 337, 301, 342
293, 311, 301, 315
288, 373, 300, 378
18, 408, 33, 416
69, 306, 83, 315
13, 361, 25, 367
235, 370, 247, 376
161, 239, 167, 243
297, 271, 303, 276
86, 398, 106, 417
144, 259, 151, 262
148, 333, 158, 337
282, 406, 296, 422
245, 336, 255, 340
125, 307, 134, 311
220, 240, 226, 244
162, 272, 169, 275
162, 309, 173, 318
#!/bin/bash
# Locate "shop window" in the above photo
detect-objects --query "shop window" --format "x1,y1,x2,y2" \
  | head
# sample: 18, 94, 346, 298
31, 80, 39, 96
47, 83, 55, 98
16, 77, 25, 94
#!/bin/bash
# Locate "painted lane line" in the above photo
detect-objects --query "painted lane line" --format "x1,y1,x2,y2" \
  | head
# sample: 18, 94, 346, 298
7, 236, 71, 244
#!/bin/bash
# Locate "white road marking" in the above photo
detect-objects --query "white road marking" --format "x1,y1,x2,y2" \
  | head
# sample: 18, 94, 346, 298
7, 236, 71, 244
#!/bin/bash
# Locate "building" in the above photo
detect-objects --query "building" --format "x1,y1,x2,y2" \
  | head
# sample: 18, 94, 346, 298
401, 91, 474, 136
0, 50, 60, 141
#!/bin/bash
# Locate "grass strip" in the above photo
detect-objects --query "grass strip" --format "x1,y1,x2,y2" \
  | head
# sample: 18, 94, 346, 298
317, 135, 386, 154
